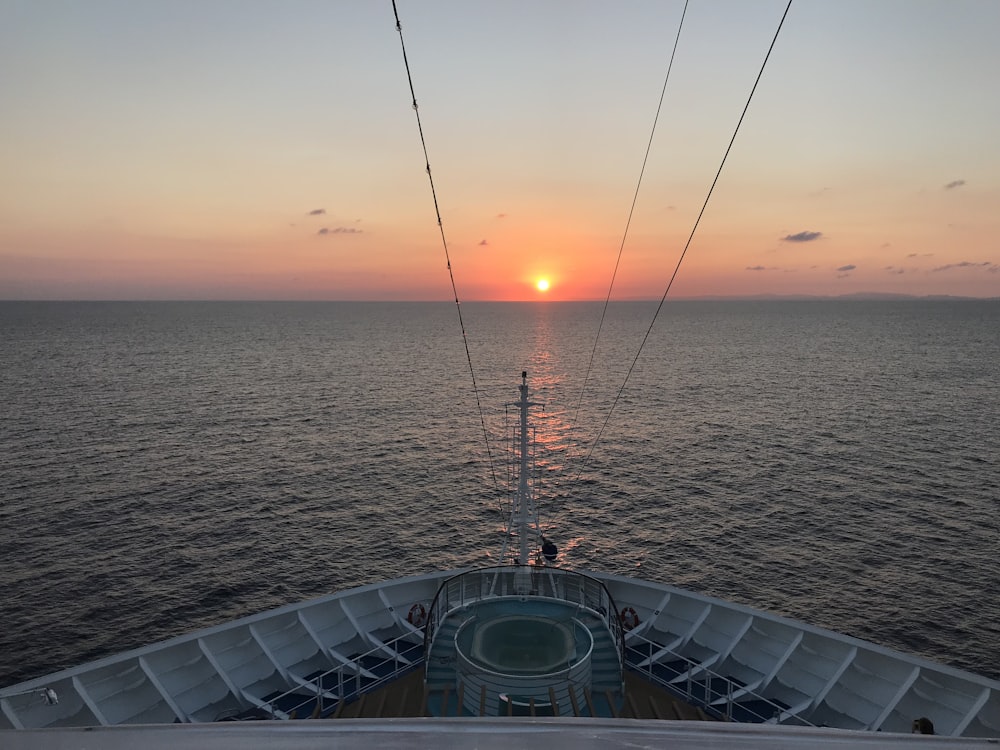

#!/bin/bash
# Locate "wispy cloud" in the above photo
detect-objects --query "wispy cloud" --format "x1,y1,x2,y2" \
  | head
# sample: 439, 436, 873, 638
318, 227, 362, 235
943, 180, 966, 190
782, 230, 823, 243
307, 208, 326, 215
906, 252, 934, 258
837, 264, 856, 272
478, 239, 488, 246
933, 261, 998, 273
746, 265, 775, 271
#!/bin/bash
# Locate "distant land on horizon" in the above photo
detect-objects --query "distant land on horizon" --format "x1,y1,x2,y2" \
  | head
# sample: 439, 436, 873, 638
674, 292, 1000, 302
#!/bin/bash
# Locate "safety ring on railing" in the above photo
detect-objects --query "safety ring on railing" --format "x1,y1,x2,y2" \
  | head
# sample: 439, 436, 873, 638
620, 606, 640, 631
407, 602, 428, 628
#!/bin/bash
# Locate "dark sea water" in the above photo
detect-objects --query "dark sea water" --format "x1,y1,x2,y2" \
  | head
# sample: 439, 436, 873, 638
1, 300, 998, 687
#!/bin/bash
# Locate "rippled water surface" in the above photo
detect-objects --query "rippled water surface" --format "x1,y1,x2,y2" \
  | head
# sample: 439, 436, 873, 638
1, 300, 997, 686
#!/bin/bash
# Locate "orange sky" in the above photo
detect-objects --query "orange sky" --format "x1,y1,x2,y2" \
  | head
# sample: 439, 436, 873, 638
1, 2, 998, 300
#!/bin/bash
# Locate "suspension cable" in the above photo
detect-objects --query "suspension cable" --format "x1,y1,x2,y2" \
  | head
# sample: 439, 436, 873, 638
576, 0, 795, 477
572, 0, 690, 428
392, 1, 500, 494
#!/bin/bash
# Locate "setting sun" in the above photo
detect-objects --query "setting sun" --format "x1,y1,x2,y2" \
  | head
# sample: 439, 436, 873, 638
536, 279, 550, 292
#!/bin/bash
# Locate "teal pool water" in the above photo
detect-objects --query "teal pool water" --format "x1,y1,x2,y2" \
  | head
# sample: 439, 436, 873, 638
454, 598, 589, 676
469, 616, 574, 674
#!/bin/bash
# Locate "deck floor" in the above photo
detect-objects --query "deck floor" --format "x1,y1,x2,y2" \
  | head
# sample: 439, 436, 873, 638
330, 670, 715, 721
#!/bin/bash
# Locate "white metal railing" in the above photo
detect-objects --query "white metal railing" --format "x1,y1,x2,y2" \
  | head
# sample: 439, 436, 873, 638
235, 568, 624, 722
243, 631, 423, 720
454, 618, 594, 716
424, 566, 625, 670
626, 632, 816, 726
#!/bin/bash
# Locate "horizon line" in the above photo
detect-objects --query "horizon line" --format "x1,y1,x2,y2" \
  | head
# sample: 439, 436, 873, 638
2, 293, 998, 303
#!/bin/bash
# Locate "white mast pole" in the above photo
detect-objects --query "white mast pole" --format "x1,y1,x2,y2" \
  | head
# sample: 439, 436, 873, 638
516, 370, 537, 565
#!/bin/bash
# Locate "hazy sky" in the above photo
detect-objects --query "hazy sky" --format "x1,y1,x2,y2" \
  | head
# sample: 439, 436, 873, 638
2, 1, 998, 300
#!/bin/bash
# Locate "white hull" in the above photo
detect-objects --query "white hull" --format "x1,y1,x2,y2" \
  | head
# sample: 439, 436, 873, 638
2, 568, 998, 739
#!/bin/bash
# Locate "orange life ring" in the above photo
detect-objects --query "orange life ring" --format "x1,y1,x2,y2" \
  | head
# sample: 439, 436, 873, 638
620, 606, 640, 631
407, 602, 427, 628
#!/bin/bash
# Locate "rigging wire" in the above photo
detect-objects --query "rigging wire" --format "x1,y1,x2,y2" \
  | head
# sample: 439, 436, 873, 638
572, 0, 690, 429
575, 0, 796, 478
392, 1, 501, 501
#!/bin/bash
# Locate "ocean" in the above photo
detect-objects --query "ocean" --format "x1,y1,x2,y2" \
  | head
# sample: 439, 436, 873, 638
1, 300, 997, 687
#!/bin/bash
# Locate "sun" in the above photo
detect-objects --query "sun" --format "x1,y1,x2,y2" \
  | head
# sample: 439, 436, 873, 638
536, 278, 550, 292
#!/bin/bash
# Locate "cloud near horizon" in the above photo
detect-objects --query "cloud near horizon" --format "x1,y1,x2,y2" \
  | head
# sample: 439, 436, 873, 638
318, 227, 363, 235
932, 261, 998, 273
835, 264, 856, 279
307, 208, 326, 215
943, 180, 966, 190
782, 230, 823, 243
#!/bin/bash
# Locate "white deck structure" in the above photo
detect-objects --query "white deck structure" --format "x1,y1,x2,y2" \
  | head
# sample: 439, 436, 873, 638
2, 568, 998, 738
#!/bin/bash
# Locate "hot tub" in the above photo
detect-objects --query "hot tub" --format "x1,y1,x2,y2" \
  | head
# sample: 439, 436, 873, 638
469, 616, 574, 674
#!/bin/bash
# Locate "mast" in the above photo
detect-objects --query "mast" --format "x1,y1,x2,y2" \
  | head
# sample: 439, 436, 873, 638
507, 370, 540, 565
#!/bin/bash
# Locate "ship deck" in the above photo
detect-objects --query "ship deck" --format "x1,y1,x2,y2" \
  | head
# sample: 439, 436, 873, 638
330, 669, 714, 721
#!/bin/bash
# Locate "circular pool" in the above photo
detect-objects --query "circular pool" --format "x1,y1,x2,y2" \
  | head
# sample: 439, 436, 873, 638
466, 615, 574, 674
452, 604, 596, 716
